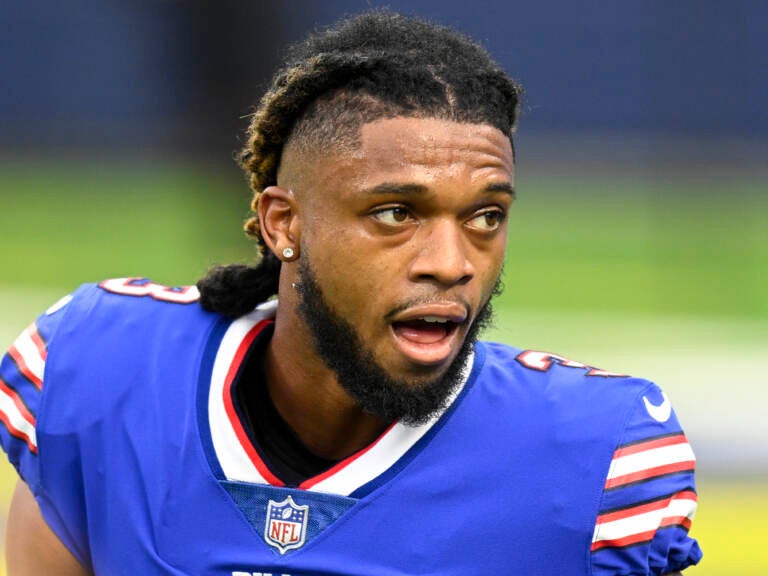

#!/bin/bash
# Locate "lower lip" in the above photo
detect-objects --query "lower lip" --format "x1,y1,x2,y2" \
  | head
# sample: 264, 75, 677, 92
390, 324, 460, 366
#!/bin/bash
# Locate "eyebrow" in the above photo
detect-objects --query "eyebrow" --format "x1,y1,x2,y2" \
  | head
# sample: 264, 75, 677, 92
485, 182, 516, 198
366, 183, 429, 196
365, 181, 515, 198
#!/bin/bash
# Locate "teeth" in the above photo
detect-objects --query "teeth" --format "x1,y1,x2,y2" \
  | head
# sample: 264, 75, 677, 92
422, 316, 449, 323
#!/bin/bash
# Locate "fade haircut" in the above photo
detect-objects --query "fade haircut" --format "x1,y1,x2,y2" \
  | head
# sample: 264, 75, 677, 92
198, 10, 523, 318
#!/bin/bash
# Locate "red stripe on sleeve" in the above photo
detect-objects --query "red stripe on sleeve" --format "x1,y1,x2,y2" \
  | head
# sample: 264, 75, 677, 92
591, 529, 655, 552
660, 515, 693, 531
7, 346, 42, 391
0, 378, 35, 426
0, 410, 37, 454
613, 433, 687, 458
591, 515, 691, 553
26, 324, 48, 361
597, 498, 669, 524
613, 434, 688, 458
605, 461, 696, 489
597, 490, 697, 524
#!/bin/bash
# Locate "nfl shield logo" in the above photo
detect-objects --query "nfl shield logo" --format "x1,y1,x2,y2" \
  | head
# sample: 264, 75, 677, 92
264, 496, 309, 554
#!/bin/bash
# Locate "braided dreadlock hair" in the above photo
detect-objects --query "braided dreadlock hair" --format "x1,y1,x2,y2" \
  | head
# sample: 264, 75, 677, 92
197, 10, 523, 318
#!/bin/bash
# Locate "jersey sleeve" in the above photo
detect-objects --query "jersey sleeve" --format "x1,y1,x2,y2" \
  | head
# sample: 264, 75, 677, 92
0, 293, 73, 491
591, 382, 703, 575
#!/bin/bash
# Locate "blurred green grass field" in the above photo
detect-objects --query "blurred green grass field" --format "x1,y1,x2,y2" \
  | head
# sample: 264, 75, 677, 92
0, 161, 766, 574
1, 161, 766, 317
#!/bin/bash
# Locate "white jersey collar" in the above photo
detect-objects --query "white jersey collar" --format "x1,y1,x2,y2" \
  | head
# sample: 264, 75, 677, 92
207, 300, 474, 496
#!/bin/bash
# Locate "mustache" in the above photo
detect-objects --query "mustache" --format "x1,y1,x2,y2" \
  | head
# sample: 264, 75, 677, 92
383, 296, 472, 324
382, 275, 504, 325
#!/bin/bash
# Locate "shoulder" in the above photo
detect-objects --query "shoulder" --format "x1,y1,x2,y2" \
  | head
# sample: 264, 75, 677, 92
473, 342, 671, 471
475, 342, 703, 574
40, 278, 222, 401
10, 278, 207, 342
1, 278, 226, 568
476, 341, 697, 475
96, 277, 200, 305
71, 277, 204, 319
469, 342, 663, 496
480, 341, 637, 383
46, 277, 215, 345
0, 278, 218, 483
476, 341, 656, 421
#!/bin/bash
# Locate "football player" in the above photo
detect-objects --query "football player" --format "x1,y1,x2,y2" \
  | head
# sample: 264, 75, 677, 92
1, 10, 701, 575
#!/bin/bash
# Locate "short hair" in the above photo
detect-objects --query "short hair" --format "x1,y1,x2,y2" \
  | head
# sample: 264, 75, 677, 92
198, 10, 523, 318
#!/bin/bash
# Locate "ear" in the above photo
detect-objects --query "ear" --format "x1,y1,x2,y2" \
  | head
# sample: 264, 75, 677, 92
258, 186, 301, 261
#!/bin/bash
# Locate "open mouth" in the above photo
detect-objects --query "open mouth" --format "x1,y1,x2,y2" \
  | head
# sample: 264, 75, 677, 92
389, 306, 468, 366
391, 316, 460, 345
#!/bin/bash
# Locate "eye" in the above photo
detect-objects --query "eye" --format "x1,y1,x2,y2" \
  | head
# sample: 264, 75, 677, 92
371, 206, 414, 226
466, 209, 506, 232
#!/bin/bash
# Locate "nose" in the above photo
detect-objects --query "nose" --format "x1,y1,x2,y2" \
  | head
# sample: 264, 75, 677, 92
408, 219, 475, 287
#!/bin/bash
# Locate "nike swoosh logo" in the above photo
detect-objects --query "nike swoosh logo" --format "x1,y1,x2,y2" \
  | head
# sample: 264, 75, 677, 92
643, 392, 672, 423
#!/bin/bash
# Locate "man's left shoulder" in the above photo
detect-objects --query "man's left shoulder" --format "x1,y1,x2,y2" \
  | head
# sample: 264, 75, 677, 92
474, 341, 673, 437
477, 341, 649, 396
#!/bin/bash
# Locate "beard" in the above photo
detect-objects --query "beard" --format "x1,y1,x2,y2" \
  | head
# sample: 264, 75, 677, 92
295, 256, 499, 426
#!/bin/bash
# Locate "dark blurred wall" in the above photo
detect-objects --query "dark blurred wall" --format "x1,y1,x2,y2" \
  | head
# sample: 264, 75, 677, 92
184, 1, 294, 160
1, 1, 295, 160
2, 1, 193, 152
2, 0, 766, 159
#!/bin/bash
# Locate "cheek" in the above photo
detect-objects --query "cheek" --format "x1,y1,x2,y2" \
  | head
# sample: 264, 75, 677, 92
326, 251, 396, 303
470, 239, 506, 299
304, 231, 395, 312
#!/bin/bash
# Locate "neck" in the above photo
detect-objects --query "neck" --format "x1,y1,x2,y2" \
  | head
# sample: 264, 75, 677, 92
263, 301, 389, 461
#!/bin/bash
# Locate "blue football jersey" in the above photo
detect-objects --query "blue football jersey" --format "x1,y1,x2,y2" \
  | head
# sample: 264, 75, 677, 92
0, 278, 702, 575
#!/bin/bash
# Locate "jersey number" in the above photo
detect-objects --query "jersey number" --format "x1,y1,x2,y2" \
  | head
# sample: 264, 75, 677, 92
99, 278, 199, 304
516, 350, 625, 377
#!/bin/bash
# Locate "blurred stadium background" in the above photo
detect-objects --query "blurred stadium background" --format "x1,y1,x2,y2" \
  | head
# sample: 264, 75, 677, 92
1, 1, 766, 573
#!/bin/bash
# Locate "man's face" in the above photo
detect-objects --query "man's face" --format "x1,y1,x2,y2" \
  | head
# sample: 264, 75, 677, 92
287, 116, 515, 420
295, 253, 497, 424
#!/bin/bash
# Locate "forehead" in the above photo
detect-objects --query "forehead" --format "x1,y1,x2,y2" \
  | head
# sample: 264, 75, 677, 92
355, 117, 514, 178
279, 116, 515, 205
